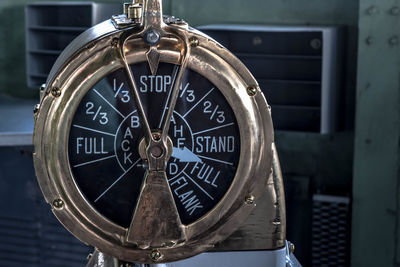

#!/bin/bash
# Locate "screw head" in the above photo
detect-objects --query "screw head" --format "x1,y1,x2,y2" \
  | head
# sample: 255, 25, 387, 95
111, 38, 119, 47
365, 36, 373, 45
51, 87, 61, 97
150, 145, 164, 158
150, 249, 162, 261
86, 253, 93, 261
144, 29, 161, 46
247, 86, 257, 97
152, 132, 161, 141
289, 243, 295, 254
53, 199, 64, 210
252, 36, 262, 46
391, 6, 400, 15
367, 5, 378, 15
310, 38, 322, 50
86, 42, 95, 50
33, 104, 40, 114
189, 37, 199, 47
389, 36, 399, 46
245, 195, 255, 205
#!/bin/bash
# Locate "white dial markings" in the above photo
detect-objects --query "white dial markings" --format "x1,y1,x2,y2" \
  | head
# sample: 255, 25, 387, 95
74, 155, 117, 168
113, 79, 124, 98
183, 87, 215, 118
94, 158, 141, 203
73, 125, 116, 137
172, 147, 202, 163
197, 155, 233, 166
179, 83, 190, 98
93, 89, 125, 118
182, 172, 214, 200
158, 65, 179, 129
192, 122, 235, 136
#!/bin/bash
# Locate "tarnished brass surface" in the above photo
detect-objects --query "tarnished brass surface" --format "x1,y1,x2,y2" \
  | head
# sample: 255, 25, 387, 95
126, 171, 185, 250
214, 144, 286, 251
33, 0, 285, 263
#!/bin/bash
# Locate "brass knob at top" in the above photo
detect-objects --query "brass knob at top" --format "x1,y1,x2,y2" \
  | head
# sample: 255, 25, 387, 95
128, 4, 143, 20
124, 1, 143, 18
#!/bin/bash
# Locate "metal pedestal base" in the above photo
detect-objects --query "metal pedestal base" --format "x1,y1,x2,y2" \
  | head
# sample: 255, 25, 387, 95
87, 242, 301, 267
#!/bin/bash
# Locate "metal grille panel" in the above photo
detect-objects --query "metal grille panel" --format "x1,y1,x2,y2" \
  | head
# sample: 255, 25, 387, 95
312, 194, 350, 267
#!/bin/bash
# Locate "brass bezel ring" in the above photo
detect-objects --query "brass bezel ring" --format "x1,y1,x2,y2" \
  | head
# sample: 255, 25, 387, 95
33, 20, 274, 263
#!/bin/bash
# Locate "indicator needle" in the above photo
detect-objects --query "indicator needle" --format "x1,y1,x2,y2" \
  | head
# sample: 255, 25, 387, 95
171, 147, 202, 163
118, 42, 153, 143
160, 34, 191, 143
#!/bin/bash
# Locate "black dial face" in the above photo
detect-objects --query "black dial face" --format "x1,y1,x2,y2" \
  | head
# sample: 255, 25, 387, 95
68, 62, 240, 227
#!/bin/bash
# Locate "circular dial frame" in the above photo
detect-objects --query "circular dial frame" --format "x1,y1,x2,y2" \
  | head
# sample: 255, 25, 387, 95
68, 62, 241, 227
33, 14, 275, 263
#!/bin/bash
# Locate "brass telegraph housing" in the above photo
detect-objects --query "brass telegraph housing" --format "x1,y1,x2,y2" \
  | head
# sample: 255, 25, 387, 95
33, 0, 285, 263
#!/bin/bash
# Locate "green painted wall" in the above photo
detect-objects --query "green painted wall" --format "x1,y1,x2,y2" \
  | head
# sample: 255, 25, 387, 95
0, 0, 33, 98
171, 0, 357, 26
352, 0, 400, 266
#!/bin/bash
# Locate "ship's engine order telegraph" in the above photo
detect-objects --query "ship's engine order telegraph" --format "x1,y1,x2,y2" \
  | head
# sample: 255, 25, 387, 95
33, 0, 291, 265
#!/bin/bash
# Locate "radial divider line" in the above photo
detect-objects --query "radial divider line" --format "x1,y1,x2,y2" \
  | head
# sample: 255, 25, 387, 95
193, 122, 235, 136
197, 155, 233, 166
93, 89, 124, 118
183, 88, 215, 118
182, 172, 214, 200
94, 158, 141, 203
73, 125, 115, 137
123, 109, 138, 121
74, 155, 116, 168
160, 33, 192, 142
158, 65, 179, 129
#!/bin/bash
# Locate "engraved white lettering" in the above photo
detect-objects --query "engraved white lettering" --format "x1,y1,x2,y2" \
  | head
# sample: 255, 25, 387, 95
139, 75, 172, 93
170, 176, 204, 215
169, 162, 179, 175
190, 162, 220, 188
195, 136, 235, 153
76, 137, 107, 155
